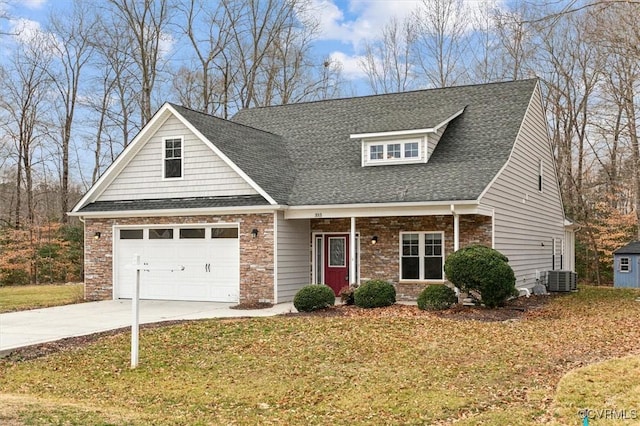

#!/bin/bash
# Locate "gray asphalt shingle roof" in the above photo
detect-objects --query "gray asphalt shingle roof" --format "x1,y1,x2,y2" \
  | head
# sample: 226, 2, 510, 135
614, 241, 640, 255
80, 79, 539, 213
231, 79, 538, 205
168, 104, 295, 204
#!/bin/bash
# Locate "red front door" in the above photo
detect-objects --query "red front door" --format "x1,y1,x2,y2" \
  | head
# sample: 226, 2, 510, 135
324, 234, 349, 295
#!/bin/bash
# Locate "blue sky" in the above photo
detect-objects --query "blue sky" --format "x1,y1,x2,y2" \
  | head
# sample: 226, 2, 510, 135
1, 0, 451, 83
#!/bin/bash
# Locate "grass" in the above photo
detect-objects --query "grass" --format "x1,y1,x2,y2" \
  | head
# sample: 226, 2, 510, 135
0, 283, 84, 313
0, 286, 639, 425
553, 355, 640, 425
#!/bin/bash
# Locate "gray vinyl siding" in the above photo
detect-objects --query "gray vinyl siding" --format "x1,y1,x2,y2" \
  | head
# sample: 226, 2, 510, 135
98, 116, 257, 201
480, 86, 566, 289
427, 124, 447, 160
275, 212, 310, 303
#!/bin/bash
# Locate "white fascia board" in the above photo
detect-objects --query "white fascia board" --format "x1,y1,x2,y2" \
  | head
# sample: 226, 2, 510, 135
433, 108, 466, 131
168, 106, 279, 206
68, 204, 284, 219
71, 103, 175, 212
284, 200, 482, 219
350, 128, 435, 139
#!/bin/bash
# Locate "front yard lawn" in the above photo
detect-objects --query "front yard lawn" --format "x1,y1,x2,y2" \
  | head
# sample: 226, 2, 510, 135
1, 286, 639, 425
0, 284, 84, 313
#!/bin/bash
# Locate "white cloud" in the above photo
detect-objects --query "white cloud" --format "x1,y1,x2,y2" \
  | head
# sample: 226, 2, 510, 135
16, 0, 48, 10
310, 0, 420, 47
10, 17, 43, 43
9, 18, 62, 56
313, 0, 507, 82
329, 50, 368, 80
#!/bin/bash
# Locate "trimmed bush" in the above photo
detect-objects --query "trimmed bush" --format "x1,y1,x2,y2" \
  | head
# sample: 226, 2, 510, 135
417, 285, 458, 311
293, 284, 335, 312
444, 245, 518, 308
354, 279, 396, 308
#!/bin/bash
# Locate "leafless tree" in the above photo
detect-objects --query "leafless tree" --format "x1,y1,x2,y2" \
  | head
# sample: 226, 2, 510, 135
360, 16, 417, 94
412, 0, 470, 88
593, 2, 640, 238
105, 0, 173, 123
46, 1, 95, 222
175, 0, 232, 115
0, 32, 53, 228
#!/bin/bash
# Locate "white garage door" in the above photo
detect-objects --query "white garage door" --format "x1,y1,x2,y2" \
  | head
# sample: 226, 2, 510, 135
115, 226, 240, 302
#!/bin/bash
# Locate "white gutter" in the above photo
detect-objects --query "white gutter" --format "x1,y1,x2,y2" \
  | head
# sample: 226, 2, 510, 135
68, 204, 286, 219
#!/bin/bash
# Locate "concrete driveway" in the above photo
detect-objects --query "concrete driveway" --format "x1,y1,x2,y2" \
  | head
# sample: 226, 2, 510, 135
0, 300, 295, 356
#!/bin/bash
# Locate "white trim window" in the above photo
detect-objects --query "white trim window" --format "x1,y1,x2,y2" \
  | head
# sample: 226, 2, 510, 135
620, 257, 631, 272
365, 137, 422, 165
163, 137, 183, 179
400, 232, 444, 280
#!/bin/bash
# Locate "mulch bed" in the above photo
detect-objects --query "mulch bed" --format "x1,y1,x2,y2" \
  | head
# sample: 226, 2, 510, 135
230, 302, 274, 310
286, 293, 559, 321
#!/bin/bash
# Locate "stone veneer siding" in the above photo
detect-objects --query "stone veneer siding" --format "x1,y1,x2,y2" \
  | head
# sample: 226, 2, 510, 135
311, 215, 492, 300
83, 213, 274, 303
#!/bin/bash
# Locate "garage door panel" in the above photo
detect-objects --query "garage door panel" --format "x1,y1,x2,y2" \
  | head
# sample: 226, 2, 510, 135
115, 226, 240, 302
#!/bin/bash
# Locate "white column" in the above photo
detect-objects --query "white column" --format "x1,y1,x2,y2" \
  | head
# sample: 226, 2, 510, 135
451, 205, 459, 252
350, 217, 356, 285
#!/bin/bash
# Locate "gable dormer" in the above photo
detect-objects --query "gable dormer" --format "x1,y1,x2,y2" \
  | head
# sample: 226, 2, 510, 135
352, 107, 465, 167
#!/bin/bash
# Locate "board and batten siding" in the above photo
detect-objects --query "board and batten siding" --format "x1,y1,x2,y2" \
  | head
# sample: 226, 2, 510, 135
97, 115, 257, 201
480, 86, 566, 290
275, 211, 310, 303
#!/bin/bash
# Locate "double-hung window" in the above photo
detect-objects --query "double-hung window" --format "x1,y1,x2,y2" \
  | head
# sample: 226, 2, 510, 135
401, 232, 444, 280
164, 137, 183, 179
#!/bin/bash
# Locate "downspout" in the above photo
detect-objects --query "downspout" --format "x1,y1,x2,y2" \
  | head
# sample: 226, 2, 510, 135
350, 217, 356, 285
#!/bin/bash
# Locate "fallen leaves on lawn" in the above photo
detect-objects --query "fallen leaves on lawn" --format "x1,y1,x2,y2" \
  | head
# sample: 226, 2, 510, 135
1, 286, 639, 425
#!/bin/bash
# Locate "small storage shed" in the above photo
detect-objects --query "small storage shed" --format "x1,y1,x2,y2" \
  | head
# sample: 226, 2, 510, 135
613, 241, 640, 288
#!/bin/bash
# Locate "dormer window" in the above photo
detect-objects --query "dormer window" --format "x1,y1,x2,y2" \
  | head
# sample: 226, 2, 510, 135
351, 106, 466, 168
364, 138, 425, 166
164, 137, 183, 179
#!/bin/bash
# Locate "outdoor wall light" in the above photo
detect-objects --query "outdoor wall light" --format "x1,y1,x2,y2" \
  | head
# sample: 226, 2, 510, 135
371, 235, 378, 245
94, 232, 101, 240
251, 228, 259, 238
541, 242, 545, 247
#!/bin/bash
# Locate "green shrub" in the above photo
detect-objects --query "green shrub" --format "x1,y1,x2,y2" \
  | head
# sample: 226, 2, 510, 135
0, 268, 30, 286
444, 245, 518, 308
293, 284, 335, 312
417, 285, 458, 311
339, 285, 358, 305
354, 279, 396, 308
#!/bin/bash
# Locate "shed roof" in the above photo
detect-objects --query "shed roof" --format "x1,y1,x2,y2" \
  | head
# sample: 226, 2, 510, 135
614, 241, 640, 255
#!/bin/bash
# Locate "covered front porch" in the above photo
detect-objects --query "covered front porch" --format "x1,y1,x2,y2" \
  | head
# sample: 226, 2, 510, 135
285, 203, 494, 300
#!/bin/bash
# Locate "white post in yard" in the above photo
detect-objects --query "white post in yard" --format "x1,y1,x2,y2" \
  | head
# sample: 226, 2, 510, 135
129, 258, 184, 369
132, 254, 141, 369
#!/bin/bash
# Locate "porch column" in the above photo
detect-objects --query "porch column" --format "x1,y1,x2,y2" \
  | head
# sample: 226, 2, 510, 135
451, 205, 460, 252
350, 217, 356, 285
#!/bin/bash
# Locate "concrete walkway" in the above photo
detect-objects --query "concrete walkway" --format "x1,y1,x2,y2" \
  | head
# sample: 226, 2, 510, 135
0, 300, 295, 356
